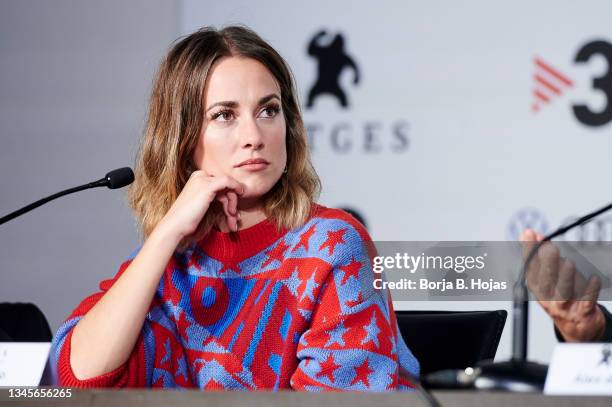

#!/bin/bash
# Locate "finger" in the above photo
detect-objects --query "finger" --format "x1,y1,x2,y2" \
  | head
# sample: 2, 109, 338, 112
526, 254, 543, 299
227, 191, 238, 216
217, 194, 231, 219
226, 213, 238, 232
579, 275, 601, 308
556, 258, 576, 304
525, 245, 543, 299
519, 229, 537, 242
520, 229, 538, 260
572, 264, 589, 299
219, 191, 239, 232
223, 203, 238, 232
526, 268, 540, 298
209, 176, 245, 196
537, 299, 552, 314
521, 230, 542, 295
538, 242, 560, 300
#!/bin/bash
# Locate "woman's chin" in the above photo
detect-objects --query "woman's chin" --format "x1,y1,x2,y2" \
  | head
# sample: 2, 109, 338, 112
238, 178, 278, 199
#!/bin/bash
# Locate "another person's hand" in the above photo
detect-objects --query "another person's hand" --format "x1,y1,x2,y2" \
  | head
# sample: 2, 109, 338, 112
520, 229, 606, 342
158, 171, 245, 240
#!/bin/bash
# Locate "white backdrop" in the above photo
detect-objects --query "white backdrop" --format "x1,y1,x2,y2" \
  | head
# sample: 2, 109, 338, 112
181, 0, 612, 363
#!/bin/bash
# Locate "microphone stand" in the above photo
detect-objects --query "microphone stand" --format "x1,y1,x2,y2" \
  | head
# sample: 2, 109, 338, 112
0, 167, 134, 226
475, 201, 612, 392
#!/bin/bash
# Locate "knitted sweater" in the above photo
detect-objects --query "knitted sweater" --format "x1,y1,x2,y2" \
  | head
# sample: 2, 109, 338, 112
51, 205, 419, 390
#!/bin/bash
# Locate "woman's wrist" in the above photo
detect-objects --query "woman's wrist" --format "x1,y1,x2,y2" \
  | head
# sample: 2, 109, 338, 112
149, 218, 184, 252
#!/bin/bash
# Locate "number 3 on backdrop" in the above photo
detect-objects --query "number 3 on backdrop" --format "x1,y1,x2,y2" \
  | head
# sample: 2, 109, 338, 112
573, 40, 612, 127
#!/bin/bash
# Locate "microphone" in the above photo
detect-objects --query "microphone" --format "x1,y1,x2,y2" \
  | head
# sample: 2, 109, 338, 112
0, 167, 134, 226
100, 167, 135, 190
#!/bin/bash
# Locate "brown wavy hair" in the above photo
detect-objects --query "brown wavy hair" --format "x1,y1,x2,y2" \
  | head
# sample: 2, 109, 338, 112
128, 26, 320, 239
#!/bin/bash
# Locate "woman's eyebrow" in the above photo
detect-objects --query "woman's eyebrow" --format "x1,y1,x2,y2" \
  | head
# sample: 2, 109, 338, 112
205, 94, 280, 112
257, 93, 281, 105
206, 101, 237, 112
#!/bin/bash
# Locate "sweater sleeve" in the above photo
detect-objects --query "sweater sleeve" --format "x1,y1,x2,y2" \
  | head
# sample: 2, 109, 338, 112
50, 255, 150, 388
289, 220, 419, 391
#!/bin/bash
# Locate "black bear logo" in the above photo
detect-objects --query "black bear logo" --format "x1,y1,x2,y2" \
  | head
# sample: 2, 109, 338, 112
306, 30, 360, 109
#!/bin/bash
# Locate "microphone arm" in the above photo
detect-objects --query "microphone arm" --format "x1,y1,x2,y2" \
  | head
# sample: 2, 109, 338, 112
0, 167, 134, 226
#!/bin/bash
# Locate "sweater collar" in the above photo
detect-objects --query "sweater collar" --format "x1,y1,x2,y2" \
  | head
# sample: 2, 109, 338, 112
197, 217, 287, 261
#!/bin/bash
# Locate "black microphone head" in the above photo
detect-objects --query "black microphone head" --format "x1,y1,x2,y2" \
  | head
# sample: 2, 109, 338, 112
104, 167, 135, 189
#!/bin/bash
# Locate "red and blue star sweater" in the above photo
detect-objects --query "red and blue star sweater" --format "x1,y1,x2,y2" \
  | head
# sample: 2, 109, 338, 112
51, 205, 419, 390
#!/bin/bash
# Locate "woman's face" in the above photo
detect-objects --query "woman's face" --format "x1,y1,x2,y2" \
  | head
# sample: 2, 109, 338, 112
193, 56, 287, 203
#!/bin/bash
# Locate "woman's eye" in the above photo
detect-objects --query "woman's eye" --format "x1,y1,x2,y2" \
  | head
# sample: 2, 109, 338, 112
212, 110, 234, 122
260, 105, 280, 118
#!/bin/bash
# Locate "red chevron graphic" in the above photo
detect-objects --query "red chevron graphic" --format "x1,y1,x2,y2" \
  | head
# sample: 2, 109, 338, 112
531, 57, 574, 113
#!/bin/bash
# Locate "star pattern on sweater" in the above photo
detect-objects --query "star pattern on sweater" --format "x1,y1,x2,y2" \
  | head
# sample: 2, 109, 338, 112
361, 313, 381, 349
324, 321, 348, 347
262, 239, 290, 269
218, 259, 242, 275
339, 257, 362, 285
345, 292, 363, 308
350, 358, 373, 388
187, 254, 202, 271
315, 354, 340, 383
282, 267, 302, 297
319, 228, 347, 256
300, 271, 319, 303
176, 354, 189, 380
292, 224, 316, 252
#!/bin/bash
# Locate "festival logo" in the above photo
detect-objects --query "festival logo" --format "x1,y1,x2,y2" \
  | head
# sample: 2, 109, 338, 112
531, 57, 574, 113
533, 39, 612, 127
306, 30, 360, 109
304, 29, 410, 155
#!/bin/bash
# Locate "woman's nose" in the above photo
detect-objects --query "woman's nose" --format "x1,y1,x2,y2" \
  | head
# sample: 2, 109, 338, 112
240, 117, 264, 150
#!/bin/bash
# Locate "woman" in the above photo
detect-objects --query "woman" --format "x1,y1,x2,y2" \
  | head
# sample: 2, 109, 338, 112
51, 26, 419, 390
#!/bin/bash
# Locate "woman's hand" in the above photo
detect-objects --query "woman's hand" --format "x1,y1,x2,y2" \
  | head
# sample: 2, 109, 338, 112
521, 229, 606, 342
158, 170, 245, 240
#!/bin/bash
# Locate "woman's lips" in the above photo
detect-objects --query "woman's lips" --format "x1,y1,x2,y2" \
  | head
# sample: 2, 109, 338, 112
235, 158, 270, 172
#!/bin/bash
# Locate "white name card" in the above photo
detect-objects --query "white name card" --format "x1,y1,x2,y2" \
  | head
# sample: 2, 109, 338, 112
545, 343, 612, 395
0, 342, 51, 386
